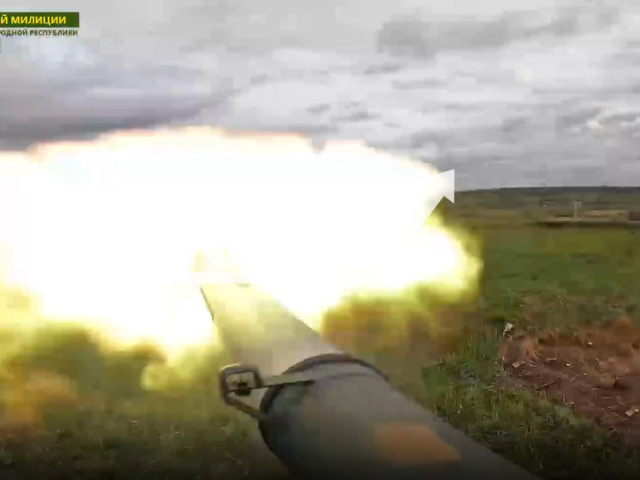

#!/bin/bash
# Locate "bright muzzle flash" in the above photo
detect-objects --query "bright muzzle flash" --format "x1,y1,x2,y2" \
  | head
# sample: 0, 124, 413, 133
0, 127, 479, 357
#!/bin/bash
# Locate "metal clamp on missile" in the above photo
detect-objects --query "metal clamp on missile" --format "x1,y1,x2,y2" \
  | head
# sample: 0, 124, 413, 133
219, 355, 386, 422
219, 364, 318, 421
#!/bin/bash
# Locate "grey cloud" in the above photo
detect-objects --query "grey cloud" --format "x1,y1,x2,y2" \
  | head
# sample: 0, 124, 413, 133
525, 13, 578, 38
0, 59, 230, 148
333, 110, 380, 123
167, 2, 292, 55
222, 118, 339, 138
1, 94, 213, 148
448, 158, 638, 190
500, 117, 530, 135
1, 0, 639, 189
554, 106, 603, 131
562, 165, 611, 185
523, 5, 618, 39
276, 123, 338, 136
376, 18, 433, 58
401, 130, 450, 150
376, 4, 621, 58
392, 78, 447, 90
602, 148, 640, 166
306, 104, 332, 115
600, 111, 640, 127
0, 33, 239, 148
363, 62, 406, 76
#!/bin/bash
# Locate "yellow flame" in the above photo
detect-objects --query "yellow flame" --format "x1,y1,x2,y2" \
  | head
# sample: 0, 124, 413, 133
0, 127, 479, 358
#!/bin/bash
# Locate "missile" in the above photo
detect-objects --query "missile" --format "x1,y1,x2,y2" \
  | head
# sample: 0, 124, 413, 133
200, 284, 540, 480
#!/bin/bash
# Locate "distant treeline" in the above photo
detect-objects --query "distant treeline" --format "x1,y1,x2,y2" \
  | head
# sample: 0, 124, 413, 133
451, 186, 640, 211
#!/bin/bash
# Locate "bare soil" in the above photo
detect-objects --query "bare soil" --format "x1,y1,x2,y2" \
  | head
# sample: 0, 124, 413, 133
501, 317, 640, 444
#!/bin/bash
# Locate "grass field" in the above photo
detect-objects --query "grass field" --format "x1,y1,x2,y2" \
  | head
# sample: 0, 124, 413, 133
329, 187, 640, 479
1, 186, 639, 479
414, 225, 640, 480
408, 187, 640, 480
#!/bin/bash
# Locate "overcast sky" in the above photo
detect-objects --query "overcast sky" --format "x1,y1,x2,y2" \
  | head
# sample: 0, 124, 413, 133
1, 0, 640, 189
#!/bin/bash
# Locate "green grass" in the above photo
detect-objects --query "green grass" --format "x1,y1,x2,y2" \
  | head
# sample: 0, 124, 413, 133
1, 397, 257, 480
403, 192, 640, 480
327, 190, 640, 479
0, 327, 287, 480
481, 227, 640, 329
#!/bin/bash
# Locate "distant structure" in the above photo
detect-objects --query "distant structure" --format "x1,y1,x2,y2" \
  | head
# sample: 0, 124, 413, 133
573, 201, 582, 219
541, 200, 558, 210
629, 210, 640, 221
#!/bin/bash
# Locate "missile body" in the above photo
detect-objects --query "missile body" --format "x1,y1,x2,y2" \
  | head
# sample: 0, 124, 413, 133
201, 284, 540, 480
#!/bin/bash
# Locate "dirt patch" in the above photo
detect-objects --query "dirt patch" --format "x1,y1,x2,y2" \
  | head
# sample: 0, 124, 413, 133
501, 317, 640, 444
